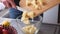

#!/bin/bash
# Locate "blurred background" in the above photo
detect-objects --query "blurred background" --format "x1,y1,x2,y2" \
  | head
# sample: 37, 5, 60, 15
0, 1, 60, 34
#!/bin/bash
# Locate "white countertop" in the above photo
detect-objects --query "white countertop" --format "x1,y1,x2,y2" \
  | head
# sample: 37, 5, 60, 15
0, 17, 58, 34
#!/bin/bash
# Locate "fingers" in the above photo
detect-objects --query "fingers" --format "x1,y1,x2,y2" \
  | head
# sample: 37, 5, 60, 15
7, 0, 16, 8
1, 0, 11, 8
1, 0, 16, 8
2, 1, 11, 8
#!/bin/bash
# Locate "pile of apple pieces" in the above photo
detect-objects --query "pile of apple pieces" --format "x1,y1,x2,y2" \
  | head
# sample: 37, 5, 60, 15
26, 0, 47, 10
21, 11, 35, 24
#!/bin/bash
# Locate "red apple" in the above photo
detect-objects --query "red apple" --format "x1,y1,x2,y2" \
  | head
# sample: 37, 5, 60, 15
0, 26, 3, 30
0, 26, 2, 30
2, 29, 8, 34
0, 26, 3, 34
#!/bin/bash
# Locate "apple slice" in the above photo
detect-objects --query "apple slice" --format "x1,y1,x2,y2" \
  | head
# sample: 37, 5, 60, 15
2, 20, 10, 27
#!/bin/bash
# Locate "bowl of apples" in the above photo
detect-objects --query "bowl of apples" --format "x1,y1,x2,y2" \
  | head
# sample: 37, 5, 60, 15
0, 20, 17, 34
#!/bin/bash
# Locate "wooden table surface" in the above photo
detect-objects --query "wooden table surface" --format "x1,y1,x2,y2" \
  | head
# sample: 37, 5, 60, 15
20, 0, 59, 16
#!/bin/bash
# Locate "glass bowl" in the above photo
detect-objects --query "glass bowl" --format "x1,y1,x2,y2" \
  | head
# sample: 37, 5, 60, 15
16, 16, 42, 34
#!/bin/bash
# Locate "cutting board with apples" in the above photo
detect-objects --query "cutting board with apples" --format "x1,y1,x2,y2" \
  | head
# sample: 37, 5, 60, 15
20, 0, 59, 16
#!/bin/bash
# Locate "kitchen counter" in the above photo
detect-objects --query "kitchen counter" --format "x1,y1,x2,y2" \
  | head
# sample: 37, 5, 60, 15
0, 17, 59, 34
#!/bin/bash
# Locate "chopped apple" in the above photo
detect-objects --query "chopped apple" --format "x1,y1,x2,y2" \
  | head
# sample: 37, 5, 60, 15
22, 25, 37, 34
27, 11, 35, 19
2, 20, 10, 27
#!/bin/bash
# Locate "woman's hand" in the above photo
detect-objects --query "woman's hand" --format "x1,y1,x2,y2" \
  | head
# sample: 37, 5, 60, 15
1, 0, 16, 8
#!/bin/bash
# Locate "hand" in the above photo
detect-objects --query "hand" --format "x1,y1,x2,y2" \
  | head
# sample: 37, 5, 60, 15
1, 0, 16, 8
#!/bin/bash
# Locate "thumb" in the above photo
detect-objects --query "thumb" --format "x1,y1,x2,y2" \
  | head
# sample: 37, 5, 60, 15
7, 0, 16, 8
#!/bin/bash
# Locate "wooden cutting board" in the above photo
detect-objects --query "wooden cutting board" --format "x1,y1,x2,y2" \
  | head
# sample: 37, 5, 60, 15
19, 0, 59, 16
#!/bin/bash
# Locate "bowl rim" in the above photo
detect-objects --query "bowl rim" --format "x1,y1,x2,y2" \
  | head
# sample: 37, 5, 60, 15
16, 15, 42, 25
